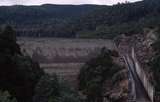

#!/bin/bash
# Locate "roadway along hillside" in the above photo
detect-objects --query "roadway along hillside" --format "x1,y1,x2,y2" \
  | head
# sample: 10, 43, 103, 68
124, 55, 151, 102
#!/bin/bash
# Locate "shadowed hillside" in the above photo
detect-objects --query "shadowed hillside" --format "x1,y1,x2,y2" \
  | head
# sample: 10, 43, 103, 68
1, 0, 160, 38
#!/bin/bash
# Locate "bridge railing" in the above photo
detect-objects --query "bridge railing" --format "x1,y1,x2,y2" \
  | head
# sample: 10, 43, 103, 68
123, 55, 136, 102
131, 47, 154, 102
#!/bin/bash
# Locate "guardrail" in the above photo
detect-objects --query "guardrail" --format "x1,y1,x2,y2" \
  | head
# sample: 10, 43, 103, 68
113, 41, 154, 102
123, 56, 136, 102
131, 47, 154, 102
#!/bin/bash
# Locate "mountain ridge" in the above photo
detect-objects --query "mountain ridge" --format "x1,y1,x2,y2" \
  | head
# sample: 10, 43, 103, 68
0, 0, 160, 38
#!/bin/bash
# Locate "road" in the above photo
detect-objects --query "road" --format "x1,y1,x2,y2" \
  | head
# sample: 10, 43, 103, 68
124, 55, 151, 102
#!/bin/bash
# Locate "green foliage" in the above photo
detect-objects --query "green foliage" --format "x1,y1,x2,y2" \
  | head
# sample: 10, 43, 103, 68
33, 74, 60, 102
78, 48, 122, 102
56, 81, 81, 102
78, 22, 142, 39
1, 0, 160, 38
50, 93, 80, 102
152, 39, 160, 53
1, 26, 16, 41
10, 55, 44, 101
150, 55, 160, 91
0, 26, 44, 102
0, 91, 17, 102
150, 27, 160, 92
77, 0, 160, 38
0, 26, 20, 55
0, 25, 81, 102
151, 28, 160, 53
34, 74, 81, 102
0, 5, 98, 38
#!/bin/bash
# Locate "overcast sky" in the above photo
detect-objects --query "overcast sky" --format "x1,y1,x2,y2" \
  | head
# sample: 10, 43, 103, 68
0, 0, 141, 6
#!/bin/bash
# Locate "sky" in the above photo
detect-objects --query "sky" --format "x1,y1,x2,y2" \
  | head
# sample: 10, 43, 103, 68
0, 0, 141, 6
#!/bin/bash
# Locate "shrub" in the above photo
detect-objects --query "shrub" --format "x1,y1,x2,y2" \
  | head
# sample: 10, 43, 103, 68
34, 74, 81, 102
0, 91, 17, 102
0, 26, 44, 102
78, 48, 122, 102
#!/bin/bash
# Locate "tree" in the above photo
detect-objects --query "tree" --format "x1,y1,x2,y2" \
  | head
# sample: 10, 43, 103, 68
0, 91, 17, 102
34, 74, 81, 102
149, 27, 160, 97
0, 26, 44, 102
0, 26, 20, 55
78, 48, 122, 102
1, 26, 16, 42
33, 74, 60, 102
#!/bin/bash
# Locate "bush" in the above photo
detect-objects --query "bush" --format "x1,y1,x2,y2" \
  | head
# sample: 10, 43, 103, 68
78, 48, 122, 102
34, 74, 81, 102
150, 27, 160, 93
0, 91, 17, 102
0, 26, 44, 102
11, 55, 44, 101
33, 74, 60, 102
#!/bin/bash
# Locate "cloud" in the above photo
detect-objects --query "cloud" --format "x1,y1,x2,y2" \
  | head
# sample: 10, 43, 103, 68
0, 0, 141, 5
0, 0, 28, 5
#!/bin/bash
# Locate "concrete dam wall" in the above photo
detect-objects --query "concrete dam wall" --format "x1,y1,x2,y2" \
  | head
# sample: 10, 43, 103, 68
17, 38, 115, 87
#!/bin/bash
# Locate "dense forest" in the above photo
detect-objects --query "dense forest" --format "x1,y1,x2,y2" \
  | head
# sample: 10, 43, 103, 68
0, 4, 99, 37
0, 0, 160, 38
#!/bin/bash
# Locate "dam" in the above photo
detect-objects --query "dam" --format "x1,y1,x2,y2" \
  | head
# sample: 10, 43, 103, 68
18, 38, 115, 87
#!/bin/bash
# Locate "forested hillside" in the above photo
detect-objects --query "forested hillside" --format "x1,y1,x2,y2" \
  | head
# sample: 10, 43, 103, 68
0, 4, 100, 37
78, 0, 160, 38
0, 0, 160, 38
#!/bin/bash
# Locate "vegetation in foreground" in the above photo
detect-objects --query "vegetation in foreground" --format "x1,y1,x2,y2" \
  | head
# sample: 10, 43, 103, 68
78, 48, 126, 102
0, 26, 81, 102
150, 28, 160, 97
0, 26, 127, 102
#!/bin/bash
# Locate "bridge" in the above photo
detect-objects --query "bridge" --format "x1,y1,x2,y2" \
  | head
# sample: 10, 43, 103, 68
123, 47, 154, 102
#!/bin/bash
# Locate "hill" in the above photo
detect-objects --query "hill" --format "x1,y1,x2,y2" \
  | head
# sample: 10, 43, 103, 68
0, 0, 160, 38
0, 4, 100, 37
0, 4, 99, 24
77, 0, 160, 38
